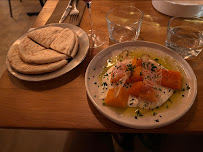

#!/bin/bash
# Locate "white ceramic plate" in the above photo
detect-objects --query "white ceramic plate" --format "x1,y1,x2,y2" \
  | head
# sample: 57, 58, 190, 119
152, 0, 203, 17
85, 41, 197, 129
6, 23, 89, 81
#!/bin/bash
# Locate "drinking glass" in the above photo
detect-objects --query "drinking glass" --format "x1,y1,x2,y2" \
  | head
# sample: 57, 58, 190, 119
84, 0, 107, 48
106, 6, 143, 43
165, 17, 203, 60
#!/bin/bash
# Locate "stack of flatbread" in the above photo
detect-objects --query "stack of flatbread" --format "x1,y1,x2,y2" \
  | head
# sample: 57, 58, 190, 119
7, 26, 79, 75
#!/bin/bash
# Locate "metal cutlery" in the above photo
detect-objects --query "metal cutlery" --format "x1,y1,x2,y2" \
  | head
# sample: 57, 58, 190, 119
70, 0, 80, 20
59, 0, 73, 23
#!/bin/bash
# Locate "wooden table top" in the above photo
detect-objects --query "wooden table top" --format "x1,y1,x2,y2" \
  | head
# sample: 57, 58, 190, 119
0, 0, 202, 133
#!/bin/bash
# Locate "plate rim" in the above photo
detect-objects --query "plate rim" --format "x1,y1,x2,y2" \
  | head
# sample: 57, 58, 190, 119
85, 40, 197, 129
6, 23, 89, 81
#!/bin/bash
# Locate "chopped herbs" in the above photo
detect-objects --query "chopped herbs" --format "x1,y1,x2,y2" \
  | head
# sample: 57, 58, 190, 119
104, 73, 108, 76
153, 112, 157, 116
135, 116, 138, 119
102, 82, 108, 86
136, 110, 143, 117
182, 89, 185, 91
156, 106, 159, 109
142, 62, 146, 68
165, 105, 169, 108
116, 66, 121, 69
102, 103, 105, 106
155, 58, 159, 61
126, 64, 135, 72
151, 64, 157, 71
186, 86, 190, 90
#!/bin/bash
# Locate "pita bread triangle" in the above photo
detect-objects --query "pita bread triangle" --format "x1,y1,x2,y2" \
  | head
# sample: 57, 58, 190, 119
70, 33, 79, 58
27, 26, 63, 48
19, 36, 69, 64
50, 28, 76, 56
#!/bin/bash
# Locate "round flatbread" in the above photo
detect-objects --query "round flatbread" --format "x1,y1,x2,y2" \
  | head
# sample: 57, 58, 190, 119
27, 26, 63, 48
7, 44, 68, 75
50, 28, 76, 56
19, 36, 45, 54
19, 36, 69, 64
70, 33, 79, 58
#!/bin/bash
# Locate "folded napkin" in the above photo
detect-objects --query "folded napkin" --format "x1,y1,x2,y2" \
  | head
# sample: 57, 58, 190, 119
46, 0, 86, 26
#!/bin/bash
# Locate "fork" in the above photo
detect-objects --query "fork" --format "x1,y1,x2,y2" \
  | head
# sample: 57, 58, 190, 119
70, 0, 79, 20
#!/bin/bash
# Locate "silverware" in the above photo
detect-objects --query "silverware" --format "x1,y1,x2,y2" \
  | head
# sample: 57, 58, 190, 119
59, 0, 73, 23
70, 0, 79, 20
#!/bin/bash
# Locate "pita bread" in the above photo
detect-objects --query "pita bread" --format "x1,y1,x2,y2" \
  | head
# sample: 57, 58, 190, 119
19, 36, 45, 54
70, 33, 79, 58
19, 36, 69, 64
27, 26, 63, 48
8, 44, 68, 75
50, 28, 76, 55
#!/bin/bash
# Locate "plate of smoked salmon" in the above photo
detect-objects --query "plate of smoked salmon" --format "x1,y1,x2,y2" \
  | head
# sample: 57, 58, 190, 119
85, 41, 197, 129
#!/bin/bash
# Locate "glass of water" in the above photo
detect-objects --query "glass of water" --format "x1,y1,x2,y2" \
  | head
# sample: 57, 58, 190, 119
165, 17, 203, 60
106, 6, 143, 43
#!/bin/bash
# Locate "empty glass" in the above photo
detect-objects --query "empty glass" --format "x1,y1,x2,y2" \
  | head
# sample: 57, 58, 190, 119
106, 6, 143, 43
165, 17, 203, 60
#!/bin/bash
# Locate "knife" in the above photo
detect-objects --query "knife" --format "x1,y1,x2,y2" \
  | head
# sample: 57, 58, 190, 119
59, 0, 73, 23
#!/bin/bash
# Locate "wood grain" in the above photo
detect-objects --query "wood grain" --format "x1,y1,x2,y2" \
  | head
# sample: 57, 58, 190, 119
0, 0, 202, 133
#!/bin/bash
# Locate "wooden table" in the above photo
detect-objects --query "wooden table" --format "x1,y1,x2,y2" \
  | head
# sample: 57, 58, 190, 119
0, 0, 202, 133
